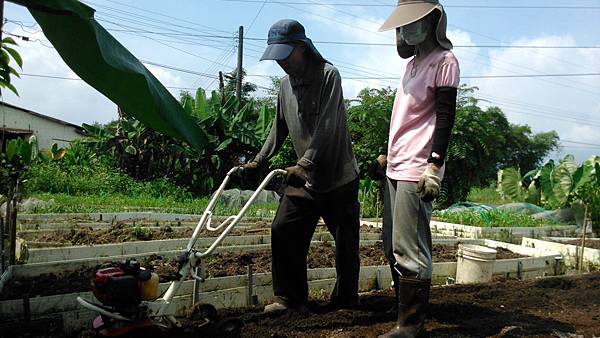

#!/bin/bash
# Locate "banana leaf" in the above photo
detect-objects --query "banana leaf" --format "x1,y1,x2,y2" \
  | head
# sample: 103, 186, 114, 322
9, 0, 209, 150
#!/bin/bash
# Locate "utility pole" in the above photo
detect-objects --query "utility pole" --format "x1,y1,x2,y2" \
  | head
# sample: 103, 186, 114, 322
0, 0, 5, 271
218, 71, 225, 106
0, 0, 4, 43
235, 26, 244, 111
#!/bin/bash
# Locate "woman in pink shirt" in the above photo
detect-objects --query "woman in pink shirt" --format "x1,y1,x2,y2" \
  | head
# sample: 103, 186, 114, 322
375, 1, 460, 337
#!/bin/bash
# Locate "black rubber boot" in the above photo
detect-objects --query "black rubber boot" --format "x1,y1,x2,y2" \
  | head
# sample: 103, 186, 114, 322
378, 278, 430, 338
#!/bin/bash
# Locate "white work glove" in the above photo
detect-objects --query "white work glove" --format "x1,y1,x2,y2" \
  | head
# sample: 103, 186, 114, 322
416, 164, 441, 202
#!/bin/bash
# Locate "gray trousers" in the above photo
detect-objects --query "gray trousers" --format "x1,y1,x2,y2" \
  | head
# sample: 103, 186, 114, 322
382, 178, 434, 280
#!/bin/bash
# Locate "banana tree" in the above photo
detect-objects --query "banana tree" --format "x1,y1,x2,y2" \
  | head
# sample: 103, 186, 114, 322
1, 136, 38, 268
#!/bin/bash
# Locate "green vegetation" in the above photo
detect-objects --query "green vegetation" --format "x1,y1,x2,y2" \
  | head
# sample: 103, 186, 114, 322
29, 193, 278, 217
346, 85, 559, 208
466, 185, 507, 205
497, 154, 600, 233
433, 209, 556, 228
0, 37, 22, 95
25, 158, 191, 200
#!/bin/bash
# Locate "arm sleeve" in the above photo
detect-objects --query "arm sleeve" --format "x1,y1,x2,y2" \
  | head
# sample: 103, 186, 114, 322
428, 87, 457, 166
253, 92, 289, 164
296, 68, 345, 171
429, 55, 460, 166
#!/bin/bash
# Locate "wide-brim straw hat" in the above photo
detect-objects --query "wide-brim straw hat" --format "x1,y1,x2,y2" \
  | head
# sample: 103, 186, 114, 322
379, 0, 453, 50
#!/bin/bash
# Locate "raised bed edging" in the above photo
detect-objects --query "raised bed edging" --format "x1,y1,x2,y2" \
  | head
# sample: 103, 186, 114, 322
17, 212, 276, 223
521, 237, 600, 271
429, 221, 576, 240
18, 232, 382, 264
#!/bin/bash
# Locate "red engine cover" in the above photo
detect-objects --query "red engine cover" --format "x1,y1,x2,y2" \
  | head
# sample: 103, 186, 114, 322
93, 267, 125, 305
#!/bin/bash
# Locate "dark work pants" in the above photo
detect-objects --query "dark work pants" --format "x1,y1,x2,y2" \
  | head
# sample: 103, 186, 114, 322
271, 179, 360, 307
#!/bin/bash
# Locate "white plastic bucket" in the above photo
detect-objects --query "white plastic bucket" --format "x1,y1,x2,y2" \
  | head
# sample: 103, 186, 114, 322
456, 244, 497, 284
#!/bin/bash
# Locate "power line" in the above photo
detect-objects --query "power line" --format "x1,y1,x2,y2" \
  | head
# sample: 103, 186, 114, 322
38, 21, 599, 49
220, 0, 600, 9
329, 73, 600, 80
19, 72, 198, 90
561, 140, 600, 147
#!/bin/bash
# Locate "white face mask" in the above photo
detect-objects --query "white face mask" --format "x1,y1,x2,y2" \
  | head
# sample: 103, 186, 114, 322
399, 20, 428, 46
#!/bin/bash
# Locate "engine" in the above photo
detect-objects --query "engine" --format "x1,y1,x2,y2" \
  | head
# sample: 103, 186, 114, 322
92, 259, 159, 314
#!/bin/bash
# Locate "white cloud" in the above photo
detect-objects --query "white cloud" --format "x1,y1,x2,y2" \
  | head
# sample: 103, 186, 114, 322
473, 35, 600, 162
3, 26, 186, 126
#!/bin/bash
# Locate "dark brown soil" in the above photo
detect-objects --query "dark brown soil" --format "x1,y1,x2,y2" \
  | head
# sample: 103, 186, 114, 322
0, 243, 523, 301
22, 222, 271, 245
216, 273, 600, 338
4, 274, 599, 337
553, 239, 600, 250
19, 223, 368, 245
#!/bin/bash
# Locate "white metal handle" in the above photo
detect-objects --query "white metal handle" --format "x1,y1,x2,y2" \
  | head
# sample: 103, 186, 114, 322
195, 169, 286, 258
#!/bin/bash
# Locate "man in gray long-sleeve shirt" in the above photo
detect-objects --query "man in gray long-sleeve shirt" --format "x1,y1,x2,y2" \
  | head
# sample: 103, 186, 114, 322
243, 19, 360, 313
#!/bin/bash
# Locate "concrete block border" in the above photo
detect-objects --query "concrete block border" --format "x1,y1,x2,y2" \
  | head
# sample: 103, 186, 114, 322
522, 237, 600, 271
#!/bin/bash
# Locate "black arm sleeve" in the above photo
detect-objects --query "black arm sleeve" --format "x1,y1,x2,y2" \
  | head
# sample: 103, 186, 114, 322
428, 86, 457, 166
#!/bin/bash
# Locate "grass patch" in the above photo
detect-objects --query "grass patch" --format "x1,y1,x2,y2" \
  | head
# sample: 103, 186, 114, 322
28, 193, 279, 217
433, 208, 555, 228
466, 185, 508, 205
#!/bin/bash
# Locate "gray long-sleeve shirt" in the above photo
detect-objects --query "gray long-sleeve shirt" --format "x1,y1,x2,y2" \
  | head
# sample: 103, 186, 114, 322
254, 62, 359, 193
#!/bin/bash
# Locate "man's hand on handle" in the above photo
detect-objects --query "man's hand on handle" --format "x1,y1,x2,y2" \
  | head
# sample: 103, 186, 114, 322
285, 165, 308, 188
368, 155, 387, 181
238, 162, 261, 182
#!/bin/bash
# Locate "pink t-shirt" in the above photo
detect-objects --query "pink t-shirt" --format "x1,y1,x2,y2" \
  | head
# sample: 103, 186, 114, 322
386, 48, 460, 182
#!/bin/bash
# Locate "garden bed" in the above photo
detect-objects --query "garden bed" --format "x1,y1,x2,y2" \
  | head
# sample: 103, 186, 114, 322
522, 237, 600, 271
0, 242, 524, 301
18, 222, 270, 245
3, 273, 598, 337
430, 220, 576, 242
549, 238, 600, 250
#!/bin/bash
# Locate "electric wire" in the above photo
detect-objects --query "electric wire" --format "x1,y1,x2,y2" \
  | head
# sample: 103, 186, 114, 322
220, 0, 600, 10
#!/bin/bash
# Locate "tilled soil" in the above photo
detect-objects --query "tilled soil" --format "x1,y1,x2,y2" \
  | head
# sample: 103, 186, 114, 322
211, 272, 600, 338
5, 274, 600, 337
0, 243, 523, 301
21, 222, 272, 245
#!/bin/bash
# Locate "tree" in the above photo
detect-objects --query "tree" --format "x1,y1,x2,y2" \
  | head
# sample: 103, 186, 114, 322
82, 88, 275, 195
223, 68, 258, 108
346, 87, 394, 175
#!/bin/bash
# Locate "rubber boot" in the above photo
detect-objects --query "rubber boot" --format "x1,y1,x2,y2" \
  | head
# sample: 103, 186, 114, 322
378, 278, 430, 338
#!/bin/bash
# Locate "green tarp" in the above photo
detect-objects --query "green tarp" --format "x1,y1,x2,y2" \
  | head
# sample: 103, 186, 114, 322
9, 0, 209, 150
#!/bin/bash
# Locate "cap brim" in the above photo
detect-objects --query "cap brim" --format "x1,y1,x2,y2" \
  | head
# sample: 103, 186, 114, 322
260, 43, 295, 61
378, 3, 438, 32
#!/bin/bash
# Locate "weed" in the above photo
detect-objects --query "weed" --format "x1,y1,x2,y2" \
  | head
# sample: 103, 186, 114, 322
466, 184, 508, 205
27, 193, 279, 217
434, 209, 555, 228
133, 226, 153, 240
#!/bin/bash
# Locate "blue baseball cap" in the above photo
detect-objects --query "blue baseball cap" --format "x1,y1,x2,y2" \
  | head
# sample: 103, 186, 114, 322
260, 19, 327, 62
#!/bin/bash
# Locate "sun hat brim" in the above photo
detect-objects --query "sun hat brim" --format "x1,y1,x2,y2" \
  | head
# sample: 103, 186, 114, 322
378, 2, 438, 32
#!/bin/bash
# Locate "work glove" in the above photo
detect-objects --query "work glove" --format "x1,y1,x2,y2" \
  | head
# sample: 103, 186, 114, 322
285, 164, 308, 188
416, 164, 441, 202
367, 155, 387, 181
237, 161, 261, 182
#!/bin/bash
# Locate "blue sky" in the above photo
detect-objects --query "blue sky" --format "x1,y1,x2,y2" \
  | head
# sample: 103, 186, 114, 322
3, 0, 600, 163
